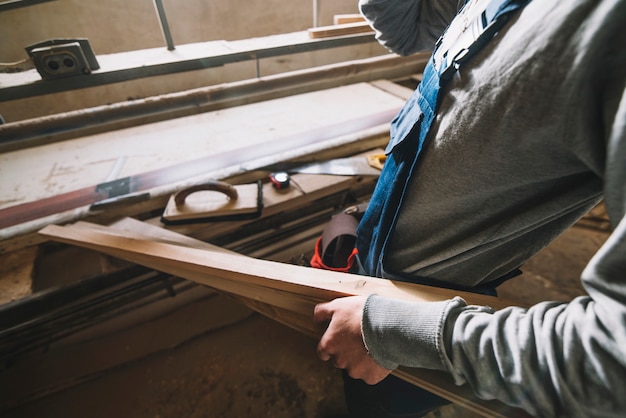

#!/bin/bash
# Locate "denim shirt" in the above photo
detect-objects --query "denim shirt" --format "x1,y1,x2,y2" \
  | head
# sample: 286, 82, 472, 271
356, 0, 531, 285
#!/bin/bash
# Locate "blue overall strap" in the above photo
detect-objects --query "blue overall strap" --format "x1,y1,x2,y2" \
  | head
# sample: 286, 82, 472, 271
356, 0, 532, 279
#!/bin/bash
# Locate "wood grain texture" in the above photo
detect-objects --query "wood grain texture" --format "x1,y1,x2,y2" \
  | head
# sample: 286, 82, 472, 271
308, 22, 374, 39
333, 14, 366, 25
0, 83, 401, 232
163, 182, 261, 223
39, 221, 530, 417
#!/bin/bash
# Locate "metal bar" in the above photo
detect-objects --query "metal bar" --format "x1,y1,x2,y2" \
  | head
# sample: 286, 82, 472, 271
0, 0, 54, 12
153, 0, 175, 50
312, 0, 321, 27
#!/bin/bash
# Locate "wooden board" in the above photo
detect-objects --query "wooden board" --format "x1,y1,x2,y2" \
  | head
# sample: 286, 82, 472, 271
333, 14, 366, 25
0, 83, 403, 235
0, 83, 400, 212
39, 221, 530, 418
308, 22, 374, 39
161, 182, 261, 223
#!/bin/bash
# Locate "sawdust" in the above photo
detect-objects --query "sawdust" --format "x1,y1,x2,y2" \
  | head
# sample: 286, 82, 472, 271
0, 246, 36, 304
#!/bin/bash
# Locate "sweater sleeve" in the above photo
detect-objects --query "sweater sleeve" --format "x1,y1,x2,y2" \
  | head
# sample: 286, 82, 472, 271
358, 0, 461, 55
362, 88, 626, 417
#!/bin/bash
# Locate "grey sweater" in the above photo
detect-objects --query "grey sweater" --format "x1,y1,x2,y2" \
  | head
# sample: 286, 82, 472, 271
358, 0, 626, 416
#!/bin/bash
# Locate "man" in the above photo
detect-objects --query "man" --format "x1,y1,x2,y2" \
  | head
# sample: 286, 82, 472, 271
314, 0, 626, 416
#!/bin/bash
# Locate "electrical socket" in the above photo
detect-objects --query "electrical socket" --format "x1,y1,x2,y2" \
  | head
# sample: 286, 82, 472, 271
25, 38, 99, 80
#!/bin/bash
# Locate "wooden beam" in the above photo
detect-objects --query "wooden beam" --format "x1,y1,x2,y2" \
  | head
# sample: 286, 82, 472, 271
333, 14, 366, 25
39, 221, 530, 418
308, 22, 374, 39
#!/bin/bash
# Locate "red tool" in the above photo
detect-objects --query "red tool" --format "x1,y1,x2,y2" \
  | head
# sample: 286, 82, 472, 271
269, 172, 290, 189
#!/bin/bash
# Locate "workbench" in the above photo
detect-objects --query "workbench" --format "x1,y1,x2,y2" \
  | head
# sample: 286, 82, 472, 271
0, 63, 422, 309
0, 71, 419, 413
0, 46, 455, 416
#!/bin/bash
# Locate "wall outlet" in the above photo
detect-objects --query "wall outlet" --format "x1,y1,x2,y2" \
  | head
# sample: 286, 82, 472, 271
25, 38, 99, 80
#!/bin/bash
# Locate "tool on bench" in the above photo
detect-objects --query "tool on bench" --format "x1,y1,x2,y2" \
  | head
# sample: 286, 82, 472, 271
367, 153, 386, 170
90, 156, 151, 211
161, 180, 263, 225
269, 172, 291, 189
289, 153, 385, 176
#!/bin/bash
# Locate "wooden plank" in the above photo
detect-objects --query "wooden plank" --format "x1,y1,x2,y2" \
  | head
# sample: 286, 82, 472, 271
39, 222, 531, 418
308, 22, 374, 39
333, 14, 366, 25
0, 151, 384, 255
0, 105, 398, 232
39, 221, 516, 320
160, 169, 379, 240
161, 182, 262, 223
2, 83, 400, 211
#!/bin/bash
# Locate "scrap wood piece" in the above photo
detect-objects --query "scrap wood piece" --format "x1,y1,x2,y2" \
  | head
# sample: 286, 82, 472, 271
39, 221, 530, 418
308, 21, 374, 39
161, 181, 263, 224
333, 14, 366, 25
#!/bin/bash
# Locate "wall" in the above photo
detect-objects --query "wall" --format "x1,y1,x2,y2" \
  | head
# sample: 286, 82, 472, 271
0, 0, 388, 122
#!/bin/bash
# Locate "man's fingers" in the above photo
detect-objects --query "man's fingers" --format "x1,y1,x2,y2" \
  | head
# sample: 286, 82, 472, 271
316, 341, 332, 362
313, 296, 390, 385
314, 301, 340, 362
344, 356, 391, 384
313, 301, 333, 323
316, 326, 334, 361
353, 367, 391, 385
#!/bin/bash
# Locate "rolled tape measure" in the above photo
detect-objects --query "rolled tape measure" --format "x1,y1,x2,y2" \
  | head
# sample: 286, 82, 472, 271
269, 171, 290, 189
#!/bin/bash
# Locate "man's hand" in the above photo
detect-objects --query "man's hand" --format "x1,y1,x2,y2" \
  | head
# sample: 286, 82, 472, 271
314, 296, 391, 384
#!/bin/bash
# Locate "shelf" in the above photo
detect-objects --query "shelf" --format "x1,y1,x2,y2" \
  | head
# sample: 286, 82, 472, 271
0, 30, 375, 102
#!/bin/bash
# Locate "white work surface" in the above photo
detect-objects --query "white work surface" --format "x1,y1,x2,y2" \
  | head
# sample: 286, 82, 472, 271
0, 82, 404, 211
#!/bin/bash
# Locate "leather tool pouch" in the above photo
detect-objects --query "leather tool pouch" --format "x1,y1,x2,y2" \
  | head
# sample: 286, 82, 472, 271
310, 203, 367, 272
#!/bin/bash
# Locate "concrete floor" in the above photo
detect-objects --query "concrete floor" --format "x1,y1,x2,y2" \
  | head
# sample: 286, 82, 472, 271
6, 313, 347, 418
2, 207, 610, 418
